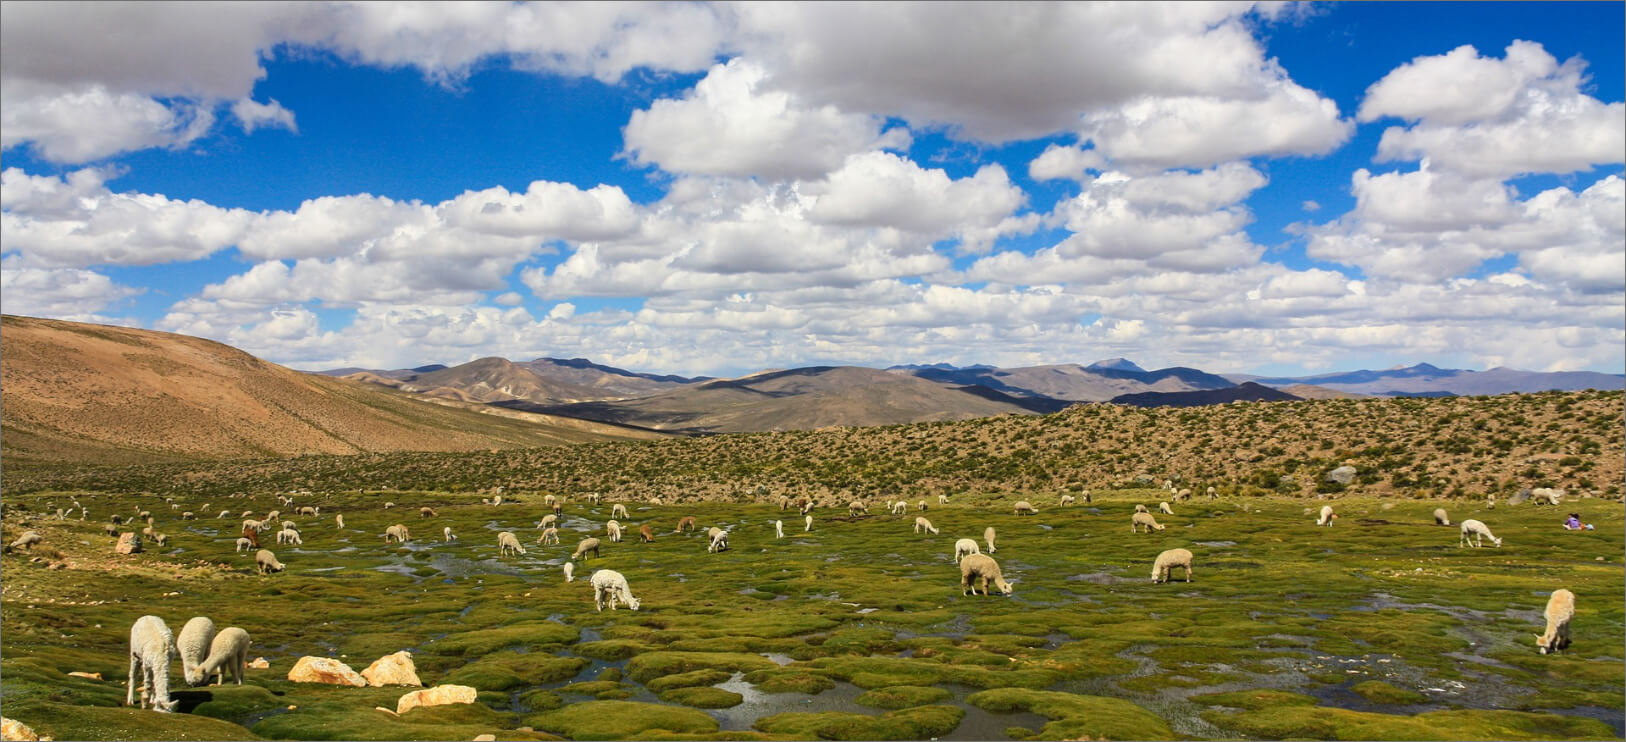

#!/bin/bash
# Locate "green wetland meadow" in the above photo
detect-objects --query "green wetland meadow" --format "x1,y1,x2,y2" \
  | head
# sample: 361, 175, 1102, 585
2, 486, 1621, 740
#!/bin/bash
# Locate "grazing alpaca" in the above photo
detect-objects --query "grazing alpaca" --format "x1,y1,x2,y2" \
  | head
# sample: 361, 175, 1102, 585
1535, 589, 1575, 655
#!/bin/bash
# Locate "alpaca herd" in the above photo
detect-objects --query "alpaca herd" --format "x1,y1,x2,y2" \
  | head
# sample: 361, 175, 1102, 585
126, 614, 252, 713
11, 483, 1585, 727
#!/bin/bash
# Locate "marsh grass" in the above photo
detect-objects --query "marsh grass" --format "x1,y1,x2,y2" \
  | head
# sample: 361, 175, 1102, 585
1, 489, 1620, 740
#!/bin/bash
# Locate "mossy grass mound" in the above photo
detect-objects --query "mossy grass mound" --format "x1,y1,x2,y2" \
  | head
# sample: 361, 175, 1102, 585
443, 654, 589, 691
526, 700, 720, 739
659, 685, 745, 708
252, 698, 538, 741
426, 622, 579, 655
966, 688, 1175, 741
855, 685, 952, 709
1190, 689, 1320, 710
1201, 705, 1618, 740
743, 669, 837, 695
625, 651, 777, 683
753, 705, 965, 740
647, 669, 733, 692
1351, 680, 1429, 705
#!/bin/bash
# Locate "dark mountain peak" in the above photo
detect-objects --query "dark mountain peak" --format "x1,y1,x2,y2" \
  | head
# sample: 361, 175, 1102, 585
1087, 358, 1146, 373
888, 362, 996, 372
1111, 381, 1301, 408
527, 357, 708, 384
410, 364, 448, 374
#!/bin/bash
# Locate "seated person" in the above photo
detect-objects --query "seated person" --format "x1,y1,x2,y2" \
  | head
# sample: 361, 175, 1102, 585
1563, 513, 1593, 531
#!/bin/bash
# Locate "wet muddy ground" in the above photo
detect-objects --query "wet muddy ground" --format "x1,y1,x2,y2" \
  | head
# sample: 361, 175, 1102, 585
1, 490, 1620, 740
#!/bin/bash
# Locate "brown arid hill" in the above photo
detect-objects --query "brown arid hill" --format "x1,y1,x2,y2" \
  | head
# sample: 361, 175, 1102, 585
0, 315, 665, 467
1281, 384, 1372, 400
389, 356, 607, 405
896, 363, 1235, 401
14, 388, 1621, 507
529, 365, 1044, 433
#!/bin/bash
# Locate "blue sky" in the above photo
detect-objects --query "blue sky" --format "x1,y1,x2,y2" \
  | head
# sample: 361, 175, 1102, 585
2, 2, 1622, 377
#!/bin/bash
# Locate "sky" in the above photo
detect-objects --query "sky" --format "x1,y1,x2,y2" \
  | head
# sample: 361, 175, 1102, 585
1, 1, 1622, 378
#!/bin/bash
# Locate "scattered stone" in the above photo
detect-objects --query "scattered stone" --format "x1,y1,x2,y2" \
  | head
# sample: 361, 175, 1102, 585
249, 657, 270, 669
287, 656, 366, 687
113, 533, 142, 555
473, 736, 496, 741
1325, 466, 1356, 485
396, 684, 477, 715
1, 717, 41, 741
361, 651, 422, 687
66, 672, 101, 680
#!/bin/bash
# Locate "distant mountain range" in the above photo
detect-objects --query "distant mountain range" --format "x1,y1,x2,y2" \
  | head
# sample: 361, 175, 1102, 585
9, 314, 1618, 466
318, 355, 1623, 435
1226, 363, 1625, 397
319, 357, 708, 405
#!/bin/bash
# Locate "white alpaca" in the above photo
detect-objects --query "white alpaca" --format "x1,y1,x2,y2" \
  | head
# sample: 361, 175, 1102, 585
707, 527, 729, 553
335, 514, 344, 528
984, 526, 997, 554
1131, 512, 1165, 533
255, 549, 285, 574
539, 527, 559, 545
1316, 505, 1338, 526
235, 537, 254, 553
1158, 502, 1174, 515
938, 494, 949, 504
498, 531, 526, 556
1433, 508, 1451, 526
1012, 501, 1037, 515
1151, 548, 1194, 583
562, 562, 574, 582
953, 538, 980, 563
177, 617, 217, 687
889, 501, 907, 515
774, 520, 784, 538
196, 627, 251, 685
805, 514, 813, 532
913, 517, 939, 535
443, 526, 456, 542
127, 616, 178, 711
1459, 519, 1502, 548
1535, 589, 1575, 654
959, 554, 1013, 596
591, 569, 641, 611
606, 520, 623, 543
611, 504, 630, 519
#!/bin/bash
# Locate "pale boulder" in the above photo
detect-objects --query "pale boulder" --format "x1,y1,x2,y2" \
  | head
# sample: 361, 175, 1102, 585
361, 651, 422, 687
249, 657, 270, 669
114, 533, 142, 554
287, 656, 366, 687
67, 672, 102, 680
396, 684, 477, 715
1, 717, 43, 741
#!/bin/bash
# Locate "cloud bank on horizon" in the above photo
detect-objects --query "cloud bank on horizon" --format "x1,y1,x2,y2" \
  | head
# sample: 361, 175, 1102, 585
1, 1, 1621, 377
